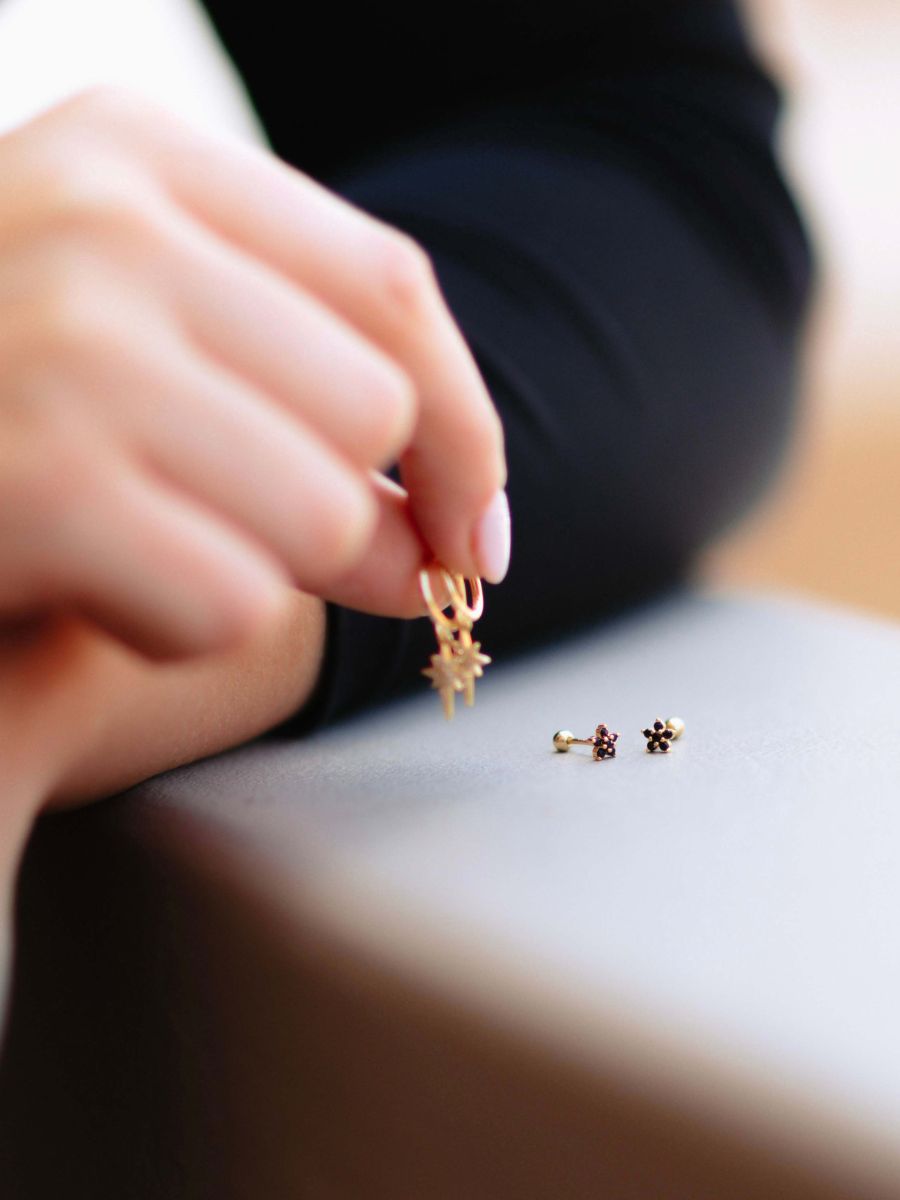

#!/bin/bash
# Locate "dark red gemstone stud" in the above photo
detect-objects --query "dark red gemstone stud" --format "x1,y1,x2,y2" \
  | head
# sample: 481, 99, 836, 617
642, 717, 685, 752
553, 723, 620, 760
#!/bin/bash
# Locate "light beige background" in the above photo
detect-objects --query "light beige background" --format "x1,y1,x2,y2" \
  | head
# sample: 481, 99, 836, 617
710, 0, 900, 620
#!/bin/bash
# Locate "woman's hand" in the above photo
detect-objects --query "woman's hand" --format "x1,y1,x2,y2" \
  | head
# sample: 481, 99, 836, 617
0, 87, 509, 660
0, 588, 326, 814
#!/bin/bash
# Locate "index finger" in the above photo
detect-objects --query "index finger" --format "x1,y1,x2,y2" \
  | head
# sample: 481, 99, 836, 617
80, 89, 510, 582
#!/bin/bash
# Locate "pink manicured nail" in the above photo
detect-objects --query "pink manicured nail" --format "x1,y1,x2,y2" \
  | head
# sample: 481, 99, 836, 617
473, 490, 511, 583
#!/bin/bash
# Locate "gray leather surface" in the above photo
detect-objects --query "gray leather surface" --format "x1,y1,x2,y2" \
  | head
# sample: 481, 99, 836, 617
132, 590, 900, 1180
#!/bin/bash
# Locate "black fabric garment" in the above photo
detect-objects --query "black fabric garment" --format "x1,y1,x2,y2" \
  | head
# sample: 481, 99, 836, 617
202, 0, 814, 732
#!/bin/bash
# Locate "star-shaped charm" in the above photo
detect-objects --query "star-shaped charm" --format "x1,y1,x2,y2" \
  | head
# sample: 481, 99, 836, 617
453, 634, 492, 706
422, 645, 465, 719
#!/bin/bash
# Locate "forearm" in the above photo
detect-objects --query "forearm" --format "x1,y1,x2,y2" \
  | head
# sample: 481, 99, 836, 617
33, 587, 325, 808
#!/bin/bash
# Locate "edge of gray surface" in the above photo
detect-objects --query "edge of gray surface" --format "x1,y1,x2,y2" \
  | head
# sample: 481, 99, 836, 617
132, 588, 900, 1185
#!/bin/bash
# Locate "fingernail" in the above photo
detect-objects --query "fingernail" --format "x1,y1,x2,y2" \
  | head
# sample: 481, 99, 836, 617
473, 489, 511, 584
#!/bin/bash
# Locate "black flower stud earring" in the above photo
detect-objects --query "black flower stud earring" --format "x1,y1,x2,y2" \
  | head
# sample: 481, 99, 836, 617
642, 717, 685, 753
591, 723, 619, 760
553, 723, 620, 760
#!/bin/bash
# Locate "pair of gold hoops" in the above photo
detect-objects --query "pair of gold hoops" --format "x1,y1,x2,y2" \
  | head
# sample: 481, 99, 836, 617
419, 569, 491, 719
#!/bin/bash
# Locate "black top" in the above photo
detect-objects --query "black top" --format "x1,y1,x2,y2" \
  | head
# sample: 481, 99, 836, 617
202, 0, 813, 730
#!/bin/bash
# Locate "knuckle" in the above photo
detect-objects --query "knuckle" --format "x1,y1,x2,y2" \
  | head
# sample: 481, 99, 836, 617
375, 231, 440, 321
361, 362, 416, 461
312, 482, 377, 579
26, 108, 160, 244
42, 169, 160, 247
458, 402, 506, 466
58, 84, 152, 134
0, 259, 124, 390
39, 273, 116, 366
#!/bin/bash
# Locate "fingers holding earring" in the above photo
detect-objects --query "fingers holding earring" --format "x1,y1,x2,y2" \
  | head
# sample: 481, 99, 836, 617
420, 568, 491, 719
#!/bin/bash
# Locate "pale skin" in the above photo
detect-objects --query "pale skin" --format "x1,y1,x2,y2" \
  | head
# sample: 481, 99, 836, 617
0, 88, 511, 988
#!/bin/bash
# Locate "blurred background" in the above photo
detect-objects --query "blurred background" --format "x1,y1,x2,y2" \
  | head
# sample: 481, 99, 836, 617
708, 0, 900, 620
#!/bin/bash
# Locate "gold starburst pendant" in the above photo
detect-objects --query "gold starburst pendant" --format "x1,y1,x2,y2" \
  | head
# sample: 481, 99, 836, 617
422, 633, 466, 720
452, 627, 492, 707
419, 569, 491, 719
